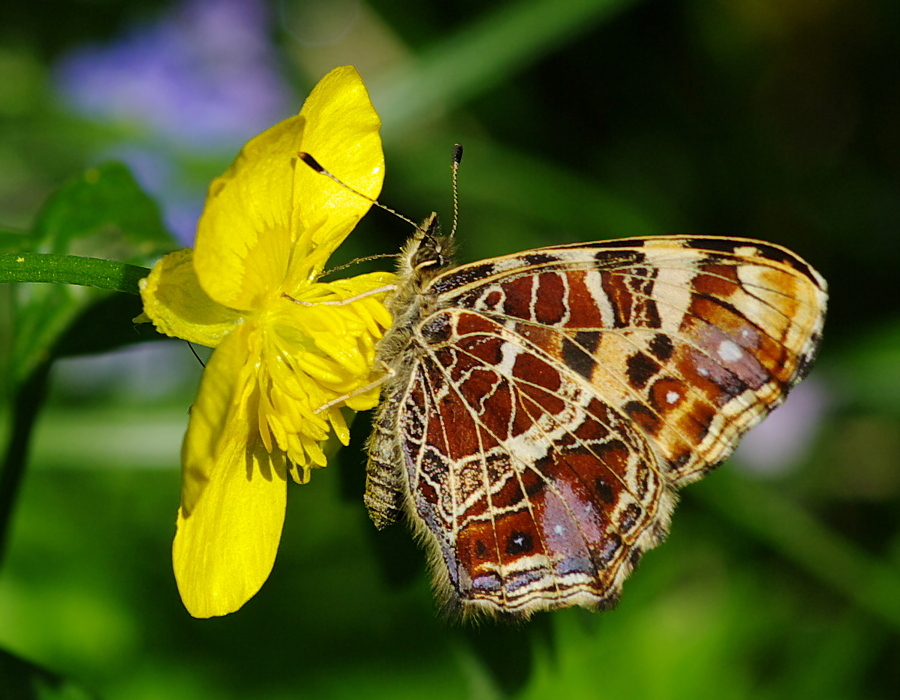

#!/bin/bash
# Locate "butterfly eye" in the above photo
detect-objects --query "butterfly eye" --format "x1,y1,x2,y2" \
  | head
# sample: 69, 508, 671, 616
410, 235, 448, 274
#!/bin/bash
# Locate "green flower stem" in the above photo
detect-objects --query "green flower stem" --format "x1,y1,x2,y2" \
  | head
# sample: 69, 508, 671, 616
0, 364, 51, 570
0, 253, 151, 295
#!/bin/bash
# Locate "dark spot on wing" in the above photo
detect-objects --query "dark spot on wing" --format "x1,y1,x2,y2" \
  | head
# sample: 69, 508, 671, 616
626, 352, 660, 389
562, 336, 596, 380
649, 333, 674, 361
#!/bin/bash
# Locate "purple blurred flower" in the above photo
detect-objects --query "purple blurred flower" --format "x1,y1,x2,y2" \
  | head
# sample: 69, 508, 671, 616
735, 375, 831, 476
54, 0, 293, 241
55, 0, 291, 149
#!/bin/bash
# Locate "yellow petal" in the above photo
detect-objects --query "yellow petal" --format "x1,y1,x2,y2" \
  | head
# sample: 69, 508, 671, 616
288, 65, 384, 284
139, 248, 244, 348
192, 116, 300, 310
193, 65, 384, 309
173, 325, 287, 618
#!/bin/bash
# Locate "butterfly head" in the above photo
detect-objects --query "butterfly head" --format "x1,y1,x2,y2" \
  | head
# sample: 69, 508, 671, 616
399, 212, 456, 284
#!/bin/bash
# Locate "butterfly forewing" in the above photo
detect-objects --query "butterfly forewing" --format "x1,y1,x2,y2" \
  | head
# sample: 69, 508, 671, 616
367, 233, 827, 617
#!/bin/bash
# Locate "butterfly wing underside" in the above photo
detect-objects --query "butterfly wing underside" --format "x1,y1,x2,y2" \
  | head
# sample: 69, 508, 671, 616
367, 235, 827, 617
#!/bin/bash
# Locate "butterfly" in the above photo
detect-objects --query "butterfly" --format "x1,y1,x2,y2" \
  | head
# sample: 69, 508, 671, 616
363, 210, 827, 618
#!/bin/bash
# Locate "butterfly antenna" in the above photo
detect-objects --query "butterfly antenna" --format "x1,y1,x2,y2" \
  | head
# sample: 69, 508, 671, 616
449, 144, 463, 239
297, 152, 419, 229
324, 252, 398, 277
186, 341, 206, 368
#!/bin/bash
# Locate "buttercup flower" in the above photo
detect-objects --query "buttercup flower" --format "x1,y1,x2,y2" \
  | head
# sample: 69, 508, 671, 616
140, 66, 396, 617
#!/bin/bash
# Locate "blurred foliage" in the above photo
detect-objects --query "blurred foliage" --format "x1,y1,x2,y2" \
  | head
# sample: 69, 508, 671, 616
4, 162, 175, 386
0, 159, 176, 698
1, 0, 899, 698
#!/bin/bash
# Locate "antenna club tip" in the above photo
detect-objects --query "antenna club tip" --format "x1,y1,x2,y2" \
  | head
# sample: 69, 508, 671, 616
297, 152, 325, 173
452, 144, 463, 164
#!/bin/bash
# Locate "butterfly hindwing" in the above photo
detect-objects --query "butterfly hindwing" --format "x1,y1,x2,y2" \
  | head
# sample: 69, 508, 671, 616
397, 308, 672, 614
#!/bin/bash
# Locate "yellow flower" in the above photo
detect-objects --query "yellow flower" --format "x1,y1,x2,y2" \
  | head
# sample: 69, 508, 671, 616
139, 66, 396, 618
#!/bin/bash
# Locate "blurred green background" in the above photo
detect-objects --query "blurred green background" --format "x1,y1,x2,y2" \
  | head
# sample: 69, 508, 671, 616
2, 0, 899, 698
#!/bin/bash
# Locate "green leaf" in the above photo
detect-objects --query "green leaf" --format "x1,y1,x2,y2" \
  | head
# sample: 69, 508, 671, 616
29, 162, 175, 258
7, 162, 178, 386
0, 163, 178, 570
0, 228, 27, 254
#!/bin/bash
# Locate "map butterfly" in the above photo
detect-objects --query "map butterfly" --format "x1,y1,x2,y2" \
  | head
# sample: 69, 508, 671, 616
364, 209, 827, 618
